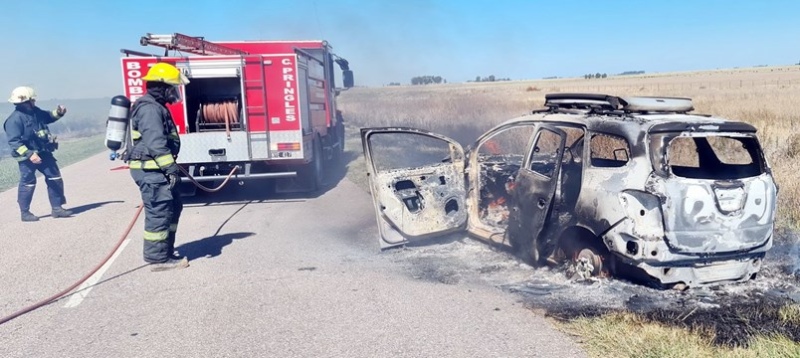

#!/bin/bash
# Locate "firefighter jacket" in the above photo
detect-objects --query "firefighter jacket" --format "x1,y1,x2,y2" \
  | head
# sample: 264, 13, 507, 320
126, 94, 181, 175
3, 105, 63, 162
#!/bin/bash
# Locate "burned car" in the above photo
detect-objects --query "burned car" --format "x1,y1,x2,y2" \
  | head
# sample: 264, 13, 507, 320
360, 93, 777, 289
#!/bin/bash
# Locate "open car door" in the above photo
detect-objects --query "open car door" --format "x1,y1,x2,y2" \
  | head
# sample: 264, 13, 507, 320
509, 124, 567, 261
361, 127, 467, 249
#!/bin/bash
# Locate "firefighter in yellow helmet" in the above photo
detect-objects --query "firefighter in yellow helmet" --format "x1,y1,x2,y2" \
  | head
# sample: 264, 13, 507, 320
124, 62, 190, 270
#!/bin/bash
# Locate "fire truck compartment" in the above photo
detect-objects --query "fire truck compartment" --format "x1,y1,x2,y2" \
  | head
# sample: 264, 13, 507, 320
183, 77, 244, 134
177, 131, 251, 163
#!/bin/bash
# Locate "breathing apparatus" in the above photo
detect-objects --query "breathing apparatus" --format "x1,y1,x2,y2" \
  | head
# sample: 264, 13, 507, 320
105, 96, 131, 161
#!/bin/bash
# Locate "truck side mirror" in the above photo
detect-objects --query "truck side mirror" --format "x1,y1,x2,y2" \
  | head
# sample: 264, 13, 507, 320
343, 70, 354, 88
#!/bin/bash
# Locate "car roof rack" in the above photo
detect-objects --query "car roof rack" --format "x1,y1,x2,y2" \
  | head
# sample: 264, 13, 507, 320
544, 93, 694, 113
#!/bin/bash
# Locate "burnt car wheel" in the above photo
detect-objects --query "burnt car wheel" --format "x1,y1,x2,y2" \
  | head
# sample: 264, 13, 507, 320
576, 247, 604, 277
572, 242, 616, 278
559, 230, 614, 278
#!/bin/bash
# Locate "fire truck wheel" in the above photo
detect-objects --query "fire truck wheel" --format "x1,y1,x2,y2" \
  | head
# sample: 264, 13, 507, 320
337, 121, 345, 157
297, 137, 326, 192
310, 137, 325, 190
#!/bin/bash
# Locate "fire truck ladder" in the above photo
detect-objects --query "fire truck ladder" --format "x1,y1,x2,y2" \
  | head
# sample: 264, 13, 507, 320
139, 33, 249, 56
242, 55, 270, 160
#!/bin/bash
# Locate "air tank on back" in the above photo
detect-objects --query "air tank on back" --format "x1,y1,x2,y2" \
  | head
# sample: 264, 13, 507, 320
106, 95, 131, 160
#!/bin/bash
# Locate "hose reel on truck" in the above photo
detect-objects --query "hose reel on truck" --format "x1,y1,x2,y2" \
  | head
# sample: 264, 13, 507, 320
197, 98, 241, 140
104, 96, 240, 193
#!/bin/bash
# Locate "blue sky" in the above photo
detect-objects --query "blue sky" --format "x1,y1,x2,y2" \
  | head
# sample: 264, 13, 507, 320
1, 0, 797, 99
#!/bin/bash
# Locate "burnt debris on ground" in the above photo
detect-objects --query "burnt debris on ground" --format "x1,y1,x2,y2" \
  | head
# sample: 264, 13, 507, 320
386, 230, 800, 348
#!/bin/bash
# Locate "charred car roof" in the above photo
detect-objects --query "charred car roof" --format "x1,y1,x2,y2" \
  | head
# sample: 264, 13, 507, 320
496, 93, 758, 135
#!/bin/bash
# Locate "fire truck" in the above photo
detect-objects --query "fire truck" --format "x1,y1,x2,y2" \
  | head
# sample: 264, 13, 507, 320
117, 33, 354, 195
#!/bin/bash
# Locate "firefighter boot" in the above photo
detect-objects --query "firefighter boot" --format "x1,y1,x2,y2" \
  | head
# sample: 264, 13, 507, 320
21, 211, 39, 222
166, 232, 183, 260
51, 206, 73, 218
150, 257, 189, 272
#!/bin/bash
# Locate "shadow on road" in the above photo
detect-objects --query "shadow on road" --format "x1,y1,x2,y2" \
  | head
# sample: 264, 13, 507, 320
177, 232, 255, 260
38, 200, 125, 218
68, 200, 125, 215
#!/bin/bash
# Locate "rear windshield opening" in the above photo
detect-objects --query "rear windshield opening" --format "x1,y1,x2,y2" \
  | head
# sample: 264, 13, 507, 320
652, 134, 765, 180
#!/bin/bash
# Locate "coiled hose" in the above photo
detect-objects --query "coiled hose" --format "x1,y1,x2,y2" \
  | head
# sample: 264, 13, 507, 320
201, 100, 239, 139
0, 166, 239, 325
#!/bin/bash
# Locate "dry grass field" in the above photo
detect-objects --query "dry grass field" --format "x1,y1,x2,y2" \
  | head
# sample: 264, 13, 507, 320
339, 65, 800, 229
337, 65, 800, 357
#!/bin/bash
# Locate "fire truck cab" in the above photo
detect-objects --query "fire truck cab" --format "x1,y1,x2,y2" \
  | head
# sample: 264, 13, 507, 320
119, 33, 354, 195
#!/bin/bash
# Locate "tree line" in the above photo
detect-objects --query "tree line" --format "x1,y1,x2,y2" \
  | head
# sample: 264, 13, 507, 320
469, 75, 511, 82
584, 73, 608, 79
584, 70, 646, 79
410, 75, 446, 85
396, 74, 513, 86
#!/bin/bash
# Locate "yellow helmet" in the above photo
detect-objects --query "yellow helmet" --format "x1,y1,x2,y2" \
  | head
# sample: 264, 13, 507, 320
8, 86, 36, 104
142, 62, 189, 86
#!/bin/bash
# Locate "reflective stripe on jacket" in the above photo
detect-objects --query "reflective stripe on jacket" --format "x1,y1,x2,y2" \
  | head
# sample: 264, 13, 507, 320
3, 105, 63, 161
127, 94, 180, 173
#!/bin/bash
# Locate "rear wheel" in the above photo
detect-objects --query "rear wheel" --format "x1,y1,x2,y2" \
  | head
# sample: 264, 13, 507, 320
560, 231, 614, 279
308, 137, 325, 191
576, 246, 605, 277
335, 111, 346, 157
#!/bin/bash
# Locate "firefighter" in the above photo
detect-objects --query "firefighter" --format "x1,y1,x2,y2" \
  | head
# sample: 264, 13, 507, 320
4, 86, 72, 222
125, 62, 189, 270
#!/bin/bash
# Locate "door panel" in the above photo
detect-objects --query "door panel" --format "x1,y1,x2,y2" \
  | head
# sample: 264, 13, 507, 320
512, 125, 567, 255
361, 128, 467, 249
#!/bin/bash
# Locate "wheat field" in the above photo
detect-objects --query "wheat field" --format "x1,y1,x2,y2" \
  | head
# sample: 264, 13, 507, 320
338, 65, 800, 229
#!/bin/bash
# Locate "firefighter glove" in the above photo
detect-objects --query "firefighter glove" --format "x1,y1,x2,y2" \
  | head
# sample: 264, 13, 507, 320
163, 163, 180, 176
30, 152, 42, 164
167, 173, 180, 190
56, 105, 67, 116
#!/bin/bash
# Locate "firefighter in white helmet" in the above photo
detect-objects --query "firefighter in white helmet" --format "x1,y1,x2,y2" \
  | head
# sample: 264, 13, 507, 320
3, 86, 72, 222
124, 62, 190, 270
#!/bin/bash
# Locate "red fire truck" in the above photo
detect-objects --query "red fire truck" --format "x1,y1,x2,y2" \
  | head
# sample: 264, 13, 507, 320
118, 33, 354, 195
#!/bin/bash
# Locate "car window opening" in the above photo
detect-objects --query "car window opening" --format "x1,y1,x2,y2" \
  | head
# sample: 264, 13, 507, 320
476, 124, 584, 229
477, 125, 535, 228
590, 133, 630, 168
661, 135, 765, 180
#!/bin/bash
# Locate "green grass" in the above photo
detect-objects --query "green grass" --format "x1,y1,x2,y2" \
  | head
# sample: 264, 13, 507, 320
562, 312, 800, 358
0, 134, 106, 192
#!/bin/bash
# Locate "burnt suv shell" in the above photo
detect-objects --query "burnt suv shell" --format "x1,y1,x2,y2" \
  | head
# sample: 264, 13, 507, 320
360, 93, 777, 289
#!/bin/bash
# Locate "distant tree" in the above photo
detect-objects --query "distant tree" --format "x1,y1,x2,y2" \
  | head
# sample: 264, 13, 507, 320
602, 73, 607, 78
475, 75, 481, 82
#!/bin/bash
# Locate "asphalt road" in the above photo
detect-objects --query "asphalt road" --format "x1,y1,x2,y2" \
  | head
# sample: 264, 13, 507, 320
0, 152, 586, 357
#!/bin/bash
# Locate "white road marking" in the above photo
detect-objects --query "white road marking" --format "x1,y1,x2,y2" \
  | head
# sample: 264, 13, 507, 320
63, 238, 132, 308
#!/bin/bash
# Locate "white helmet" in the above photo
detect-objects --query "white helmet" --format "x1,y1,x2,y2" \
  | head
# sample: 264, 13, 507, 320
8, 86, 36, 104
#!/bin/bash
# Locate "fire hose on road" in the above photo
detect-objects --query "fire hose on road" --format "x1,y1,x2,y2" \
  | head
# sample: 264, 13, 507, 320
0, 165, 240, 326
